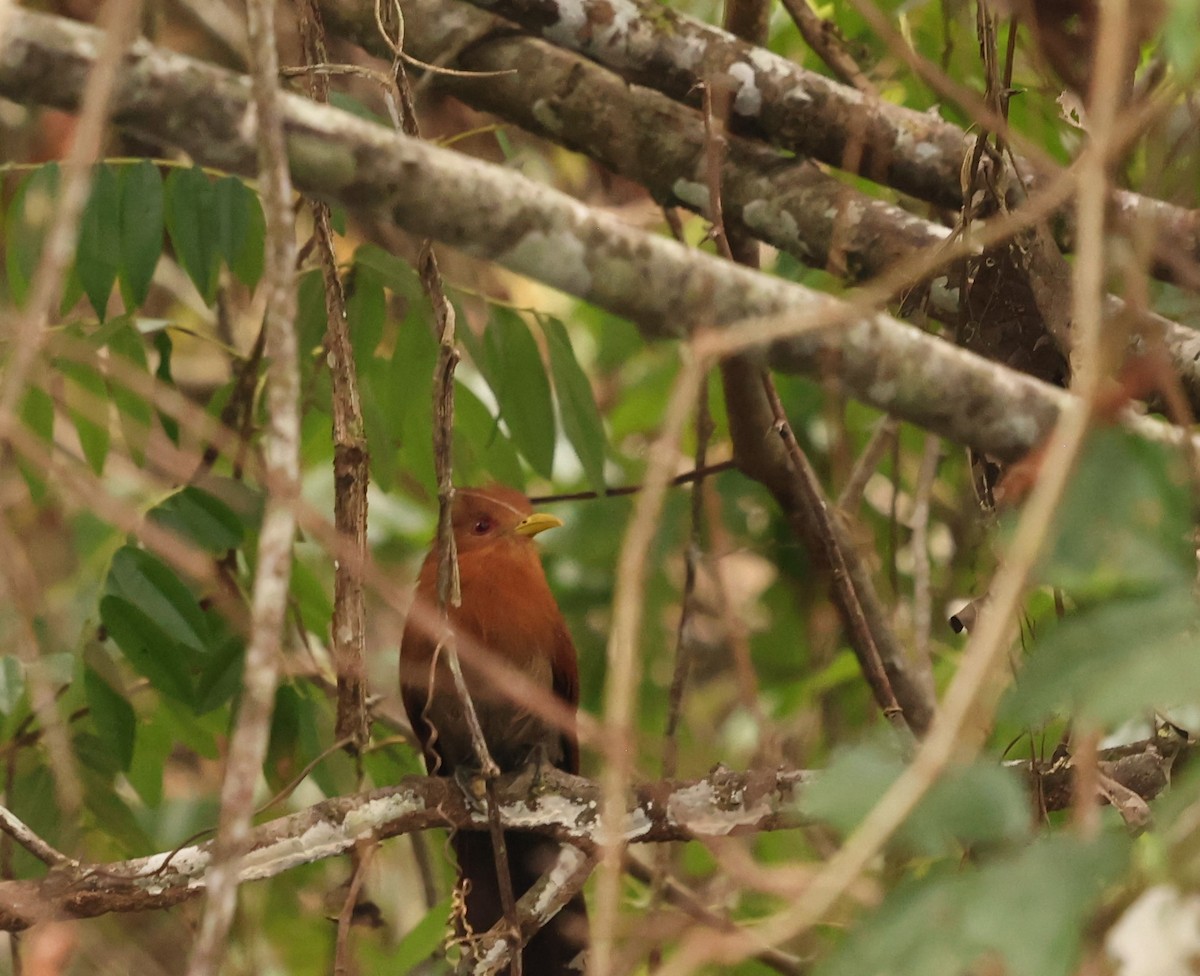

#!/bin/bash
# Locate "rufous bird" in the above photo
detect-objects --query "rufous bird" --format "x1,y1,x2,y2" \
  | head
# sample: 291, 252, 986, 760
400, 485, 587, 974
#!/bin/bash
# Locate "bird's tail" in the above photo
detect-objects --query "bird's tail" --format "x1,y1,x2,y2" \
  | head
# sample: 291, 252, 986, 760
453, 829, 589, 974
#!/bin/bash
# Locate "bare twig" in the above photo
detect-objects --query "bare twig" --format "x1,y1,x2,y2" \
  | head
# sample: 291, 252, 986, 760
760, 377, 910, 735
529, 461, 735, 504
654, 1, 1137, 968
779, 0, 876, 93
0, 0, 143, 430
662, 388, 714, 780
184, 0, 301, 967
298, 0, 372, 756
0, 805, 75, 869
592, 351, 710, 975
837, 417, 900, 514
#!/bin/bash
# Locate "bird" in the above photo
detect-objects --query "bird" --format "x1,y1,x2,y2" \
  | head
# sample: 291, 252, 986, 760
400, 484, 587, 974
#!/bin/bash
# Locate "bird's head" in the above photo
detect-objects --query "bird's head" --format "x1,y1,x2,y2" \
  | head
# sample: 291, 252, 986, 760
451, 485, 563, 554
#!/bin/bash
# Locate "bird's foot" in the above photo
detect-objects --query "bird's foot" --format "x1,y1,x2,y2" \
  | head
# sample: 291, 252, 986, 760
452, 766, 490, 813
509, 743, 555, 795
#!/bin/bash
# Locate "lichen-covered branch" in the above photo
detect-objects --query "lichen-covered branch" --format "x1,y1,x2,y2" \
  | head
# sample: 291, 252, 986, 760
0, 8, 1188, 464
0, 733, 1183, 933
0, 768, 810, 932
433, 0, 1200, 283
319, 0, 1200, 408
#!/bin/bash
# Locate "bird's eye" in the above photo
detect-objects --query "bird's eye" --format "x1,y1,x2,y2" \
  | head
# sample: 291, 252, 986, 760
472, 517, 492, 535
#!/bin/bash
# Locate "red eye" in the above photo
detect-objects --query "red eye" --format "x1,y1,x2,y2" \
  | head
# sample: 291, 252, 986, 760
472, 517, 492, 535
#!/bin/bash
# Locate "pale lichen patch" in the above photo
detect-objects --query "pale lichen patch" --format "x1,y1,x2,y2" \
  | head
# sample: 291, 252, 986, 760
671, 178, 708, 211
543, 0, 591, 48
532, 98, 564, 136
727, 61, 762, 116
501, 230, 593, 296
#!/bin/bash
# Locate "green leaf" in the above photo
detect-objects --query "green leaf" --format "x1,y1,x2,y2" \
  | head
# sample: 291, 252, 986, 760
193, 632, 244, 713
291, 560, 333, 636
84, 666, 136, 771
296, 270, 329, 357
370, 307, 438, 492
1163, 0, 1200, 75
106, 319, 153, 464
5, 163, 60, 307
99, 595, 195, 705
17, 385, 55, 500
58, 356, 110, 474
265, 684, 302, 789
1005, 589, 1200, 726
104, 546, 211, 654
153, 331, 180, 444
213, 176, 249, 271
352, 244, 419, 294
816, 835, 1126, 976
1038, 428, 1192, 597
346, 267, 386, 361
454, 383, 524, 488
118, 160, 164, 308
542, 316, 606, 492
234, 185, 265, 288
484, 307, 556, 478
76, 164, 121, 319
126, 706, 173, 807
802, 738, 1029, 855
164, 167, 220, 303
214, 176, 265, 287
148, 486, 244, 554
392, 898, 456, 972
0, 657, 25, 716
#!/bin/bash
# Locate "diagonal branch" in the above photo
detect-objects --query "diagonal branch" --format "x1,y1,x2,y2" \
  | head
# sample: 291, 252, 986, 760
318, 0, 1200, 408
427, 0, 1199, 285
0, 9, 1193, 465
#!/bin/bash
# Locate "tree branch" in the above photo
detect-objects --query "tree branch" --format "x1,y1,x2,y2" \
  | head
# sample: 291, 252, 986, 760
0, 768, 810, 932
433, 0, 1199, 285
0, 733, 1183, 934
0, 10, 1193, 464
319, 0, 1200, 409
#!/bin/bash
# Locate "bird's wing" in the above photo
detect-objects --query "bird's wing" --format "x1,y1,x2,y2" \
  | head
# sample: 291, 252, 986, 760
550, 618, 582, 775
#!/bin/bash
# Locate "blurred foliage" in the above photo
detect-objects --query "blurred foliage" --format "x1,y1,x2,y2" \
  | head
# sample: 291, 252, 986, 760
0, 0, 1196, 974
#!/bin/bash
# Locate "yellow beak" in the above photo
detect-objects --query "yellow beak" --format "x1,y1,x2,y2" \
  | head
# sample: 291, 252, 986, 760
514, 512, 564, 538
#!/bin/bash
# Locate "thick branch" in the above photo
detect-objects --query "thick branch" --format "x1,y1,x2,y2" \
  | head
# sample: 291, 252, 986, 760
0, 734, 1183, 932
0, 768, 810, 931
436, 0, 1200, 283
318, 0, 1200, 409
0, 9, 1190, 462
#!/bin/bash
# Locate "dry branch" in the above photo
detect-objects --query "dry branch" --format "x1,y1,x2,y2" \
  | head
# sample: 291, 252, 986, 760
0, 8, 1079, 463
0, 736, 1182, 933
318, 0, 1200, 409
0, 768, 810, 932
3, 11, 1199, 467
434, 0, 1200, 284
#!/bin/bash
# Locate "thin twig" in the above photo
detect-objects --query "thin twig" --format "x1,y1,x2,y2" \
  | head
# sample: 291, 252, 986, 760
299, 0, 372, 757
910, 434, 941, 670
184, 0, 301, 966
759, 377, 909, 735
376, 0, 518, 953
0, 806, 75, 869
530, 461, 735, 504
779, 0, 876, 93
334, 842, 377, 975
654, 0, 1134, 968
591, 350, 709, 976
837, 416, 900, 514
662, 387, 713, 780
